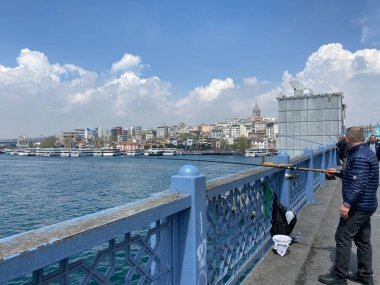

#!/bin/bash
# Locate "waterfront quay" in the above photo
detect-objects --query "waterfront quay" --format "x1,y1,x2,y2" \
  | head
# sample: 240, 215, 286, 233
0, 145, 379, 284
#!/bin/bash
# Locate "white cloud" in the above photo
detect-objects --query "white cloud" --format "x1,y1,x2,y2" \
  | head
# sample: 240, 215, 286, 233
111, 53, 142, 74
1, 44, 380, 137
177, 78, 235, 106
243, 76, 259, 87
256, 43, 380, 126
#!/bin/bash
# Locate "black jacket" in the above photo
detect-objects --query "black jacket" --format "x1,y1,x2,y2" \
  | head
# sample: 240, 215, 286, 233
341, 144, 379, 212
336, 139, 348, 160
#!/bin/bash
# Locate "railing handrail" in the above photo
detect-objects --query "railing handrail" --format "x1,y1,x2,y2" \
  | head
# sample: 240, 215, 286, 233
206, 166, 283, 199
0, 192, 191, 283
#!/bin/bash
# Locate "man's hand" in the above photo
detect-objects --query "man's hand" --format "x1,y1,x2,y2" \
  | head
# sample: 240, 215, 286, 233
339, 204, 350, 219
325, 168, 337, 178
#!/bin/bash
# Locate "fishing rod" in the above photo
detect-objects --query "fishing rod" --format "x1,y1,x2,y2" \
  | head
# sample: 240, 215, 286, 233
139, 156, 336, 174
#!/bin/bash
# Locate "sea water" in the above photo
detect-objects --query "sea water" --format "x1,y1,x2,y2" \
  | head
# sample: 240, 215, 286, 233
0, 154, 269, 238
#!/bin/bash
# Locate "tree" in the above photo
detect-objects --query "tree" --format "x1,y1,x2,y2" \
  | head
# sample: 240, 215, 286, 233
220, 139, 229, 150
62, 139, 72, 148
40, 136, 57, 148
232, 136, 251, 152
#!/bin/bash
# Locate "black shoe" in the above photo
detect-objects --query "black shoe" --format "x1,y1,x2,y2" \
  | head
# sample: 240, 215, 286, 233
318, 272, 347, 284
347, 271, 374, 285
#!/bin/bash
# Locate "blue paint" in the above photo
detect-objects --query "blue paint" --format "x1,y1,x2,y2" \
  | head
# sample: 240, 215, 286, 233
275, 151, 290, 208
304, 147, 315, 203
170, 165, 207, 285
318, 145, 326, 187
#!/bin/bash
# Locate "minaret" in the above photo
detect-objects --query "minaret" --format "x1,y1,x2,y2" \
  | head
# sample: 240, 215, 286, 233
252, 101, 261, 121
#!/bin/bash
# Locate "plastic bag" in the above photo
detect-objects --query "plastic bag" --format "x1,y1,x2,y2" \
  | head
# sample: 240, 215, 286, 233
272, 235, 292, 256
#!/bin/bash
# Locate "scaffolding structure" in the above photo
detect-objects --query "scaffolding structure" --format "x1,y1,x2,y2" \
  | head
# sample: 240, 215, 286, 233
277, 81, 345, 157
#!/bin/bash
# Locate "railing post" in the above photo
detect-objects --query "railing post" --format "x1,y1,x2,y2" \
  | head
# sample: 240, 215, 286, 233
318, 145, 326, 187
304, 147, 316, 203
330, 143, 337, 168
275, 151, 290, 208
327, 144, 333, 169
170, 165, 207, 285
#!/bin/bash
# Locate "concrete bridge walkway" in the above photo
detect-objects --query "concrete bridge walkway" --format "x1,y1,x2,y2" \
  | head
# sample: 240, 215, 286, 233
242, 178, 380, 285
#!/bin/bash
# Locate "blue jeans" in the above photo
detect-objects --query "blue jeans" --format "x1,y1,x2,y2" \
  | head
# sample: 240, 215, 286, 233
334, 208, 374, 279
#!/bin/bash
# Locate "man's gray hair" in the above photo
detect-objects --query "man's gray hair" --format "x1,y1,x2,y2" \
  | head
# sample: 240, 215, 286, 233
346, 126, 365, 143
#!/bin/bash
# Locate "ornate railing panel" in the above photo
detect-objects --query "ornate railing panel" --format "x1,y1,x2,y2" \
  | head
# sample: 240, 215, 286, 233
288, 162, 307, 212
0, 193, 190, 285
206, 168, 282, 285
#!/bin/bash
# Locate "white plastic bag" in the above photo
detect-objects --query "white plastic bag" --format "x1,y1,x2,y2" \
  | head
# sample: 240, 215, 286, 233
272, 234, 292, 256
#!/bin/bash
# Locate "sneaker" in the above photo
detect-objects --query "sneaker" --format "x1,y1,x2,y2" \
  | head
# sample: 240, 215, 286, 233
347, 271, 374, 285
318, 272, 347, 284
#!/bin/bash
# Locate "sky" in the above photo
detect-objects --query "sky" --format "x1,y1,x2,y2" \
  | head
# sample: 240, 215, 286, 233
1, 0, 380, 138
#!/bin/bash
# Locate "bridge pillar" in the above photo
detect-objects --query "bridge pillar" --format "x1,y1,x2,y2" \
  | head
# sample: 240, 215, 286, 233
275, 151, 290, 208
170, 165, 207, 285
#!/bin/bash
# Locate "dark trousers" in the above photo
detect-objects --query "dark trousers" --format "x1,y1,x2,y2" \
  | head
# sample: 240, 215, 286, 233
334, 208, 373, 279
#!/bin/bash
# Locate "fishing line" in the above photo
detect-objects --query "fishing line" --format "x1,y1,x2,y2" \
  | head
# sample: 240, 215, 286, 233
314, 123, 338, 143
278, 135, 320, 145
134, 155, 333, 174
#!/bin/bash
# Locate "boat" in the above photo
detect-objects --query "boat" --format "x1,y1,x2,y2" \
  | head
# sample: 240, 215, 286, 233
92, 149, 103, 157
126, 149, 143, 156
70, 148, 93, 157
35, 148, 60, 157
60, 149, 71, 157
102, 148, 121, 157
161, 148, 177, 156
245, 148, 271, 157
144, 149, 164, 156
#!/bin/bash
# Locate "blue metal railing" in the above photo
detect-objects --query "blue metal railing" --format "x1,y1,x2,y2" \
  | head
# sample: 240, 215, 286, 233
0, 146, 336, 284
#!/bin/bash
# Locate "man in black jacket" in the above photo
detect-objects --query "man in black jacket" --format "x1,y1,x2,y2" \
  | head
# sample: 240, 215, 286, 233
318, 127, 379, 285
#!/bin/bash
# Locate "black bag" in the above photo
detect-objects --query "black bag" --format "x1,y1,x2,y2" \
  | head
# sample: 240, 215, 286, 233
270, 195, 297, 236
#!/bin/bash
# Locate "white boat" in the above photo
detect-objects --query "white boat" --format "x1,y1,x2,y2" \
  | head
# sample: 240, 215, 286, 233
162, 148, 177, 156
92, 149, 103, 157
245, 148, 271, 157
16, 149, 28, 156
102, 148, 121, 156
70, 149, 93, 157
36, 148, 60, 157
60, 149, 71, 157
144, 149, 164, 156
126, 149, 143, 156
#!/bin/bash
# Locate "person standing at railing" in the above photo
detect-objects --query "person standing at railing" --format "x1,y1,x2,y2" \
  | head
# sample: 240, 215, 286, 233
366, 134, 380, 161
318, 126, 378, 285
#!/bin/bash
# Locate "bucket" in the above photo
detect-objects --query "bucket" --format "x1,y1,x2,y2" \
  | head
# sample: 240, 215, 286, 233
272, 235, 292, 256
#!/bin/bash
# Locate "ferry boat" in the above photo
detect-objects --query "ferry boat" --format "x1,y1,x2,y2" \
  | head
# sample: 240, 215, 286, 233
161, 148, 177, 156
92, 149, 103, 157
102, 148, 121, 157
71, 149, 93, 157
36, 148, 60, 157
16, 149, 29, 156
126, 149, 143, 156
59, 149, 71, 157
245, 148, 271, 157
144, 149, 164, 156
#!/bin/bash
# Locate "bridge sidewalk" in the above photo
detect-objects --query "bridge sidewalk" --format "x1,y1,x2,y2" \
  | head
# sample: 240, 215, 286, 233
242, 179, 380, 285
